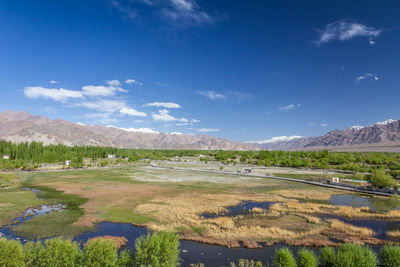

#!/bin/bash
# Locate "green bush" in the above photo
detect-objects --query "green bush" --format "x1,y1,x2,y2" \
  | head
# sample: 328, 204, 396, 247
297, 248, 318, 267
0, 239, 25, 267
83, 239, 118, 267
273, 247, 297, 267
320, 247, 335, 267
380, 245, 400, 267
334, 244, 377, 267
117, 249, 134, 267
134, 231, 181, 267
24, 238, 82, 267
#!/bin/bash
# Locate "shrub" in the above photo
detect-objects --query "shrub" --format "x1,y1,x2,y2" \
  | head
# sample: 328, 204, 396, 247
0, 239, 25, 267
29, 238, 82, 267
380, 245, 400, 267
334, 244, 377, 267
117, 249, 134, 267
83, 239, 118, 267
320, 247, 335, 267
134, 231, 181, 267
273, 247, 297, 267
297, 248, 318, 267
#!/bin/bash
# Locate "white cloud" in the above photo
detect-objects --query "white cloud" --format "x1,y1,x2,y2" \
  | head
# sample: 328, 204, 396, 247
196, 128, 220, 133
152, 109, 189, 122
308, 122, 316, 126
120, 107, 147, 117
124, 79, 143, 85
162, 0, 213, 25
24, 86, 84, 102
111, 0, 215, 26
107, 125, 159, 134
356, 73, 379, 82
49, 80, 58, 84
369, 40, 376, 45
106, 80, 122, 86
320, 123, 328, 127
82, 84, 127, 97
279, 104, 301, 111
318, 20, 381, 44
197, 90, 226, 100
144, 102, 181, 108
78, 100, 126, 113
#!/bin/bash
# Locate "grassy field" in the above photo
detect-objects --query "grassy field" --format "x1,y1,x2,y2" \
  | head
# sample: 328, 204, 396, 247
1, 163, 398, 247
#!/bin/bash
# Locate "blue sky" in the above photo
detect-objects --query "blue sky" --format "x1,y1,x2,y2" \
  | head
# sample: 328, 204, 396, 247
0, 0, 399, 142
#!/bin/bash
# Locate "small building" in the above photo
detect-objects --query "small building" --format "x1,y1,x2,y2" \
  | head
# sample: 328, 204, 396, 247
2, 155, 9, 160
107, 154, 116, 159
244, 169, 252, 174
65, 160, 71, 167
330, 177, 340, 183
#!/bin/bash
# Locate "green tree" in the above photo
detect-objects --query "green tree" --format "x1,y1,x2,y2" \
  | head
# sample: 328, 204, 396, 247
273, 247, 297, 267
83, 239, 118, 267
297, 248, 318, 267
0, 239, 25, 267
380, 245, 400, 267
370, 170, 396, 188
334, 244, 377, 267
320, 247, 335, 267
134, 231, 181, 267
24, 238, 82, 267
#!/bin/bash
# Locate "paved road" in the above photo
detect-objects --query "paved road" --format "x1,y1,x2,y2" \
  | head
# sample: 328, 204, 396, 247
150, 164, 394, 197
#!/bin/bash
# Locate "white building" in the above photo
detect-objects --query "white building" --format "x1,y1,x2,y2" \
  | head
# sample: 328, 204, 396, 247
107, 154, 116, 159
65, 160, 71, 167
2, 155, 9, 160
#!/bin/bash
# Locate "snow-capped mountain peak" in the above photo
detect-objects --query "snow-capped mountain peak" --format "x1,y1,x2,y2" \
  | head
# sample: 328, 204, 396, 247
247, 135, 303, 144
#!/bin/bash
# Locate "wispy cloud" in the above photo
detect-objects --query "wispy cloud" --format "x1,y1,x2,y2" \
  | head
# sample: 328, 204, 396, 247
320, 123, 328, 127
24, 86, 84, 103
84, 113, 119, 124
111, 0, 215, 26
144, 102, 181, 108
197, 90, 226, 101
77, 100, 147, 117
196, 128, 220, 133
152, 109, 195, 122
308, 122, 316, 126
279, 104, 301, 111
49, 80, 58, 84
317, 19, 381, 44
120, 107, 147, 117
356, 73, 379, 82
124, 79, 143, 85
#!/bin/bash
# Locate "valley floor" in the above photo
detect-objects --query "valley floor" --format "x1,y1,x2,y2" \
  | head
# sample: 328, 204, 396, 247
1, 160, 400, 249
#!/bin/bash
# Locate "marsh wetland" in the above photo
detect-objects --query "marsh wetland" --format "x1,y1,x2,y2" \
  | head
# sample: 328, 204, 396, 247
1, 161, 400, 266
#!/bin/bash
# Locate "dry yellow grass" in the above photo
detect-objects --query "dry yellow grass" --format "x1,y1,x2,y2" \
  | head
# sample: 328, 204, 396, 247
328, 219, 374, 236
274, 189, 335, 201
387, 230, 400, 238
270, 200, 400, 220
298, 214, 321, 224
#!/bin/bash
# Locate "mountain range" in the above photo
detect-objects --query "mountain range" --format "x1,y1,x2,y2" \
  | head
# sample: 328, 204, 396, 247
248, 119, 400, 152
0, 111, 255, 150
1, 110, 399, 152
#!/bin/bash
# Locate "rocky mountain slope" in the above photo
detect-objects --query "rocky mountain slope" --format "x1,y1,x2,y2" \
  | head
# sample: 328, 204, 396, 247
249, 119, 400, 151
0, 111, 256, 150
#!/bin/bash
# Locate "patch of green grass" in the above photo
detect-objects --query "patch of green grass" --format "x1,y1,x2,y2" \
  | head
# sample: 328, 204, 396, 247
0, 189, 42, 227
13, 210, 91, 239
102, 207, 157, 225
190, 226, 205, 235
